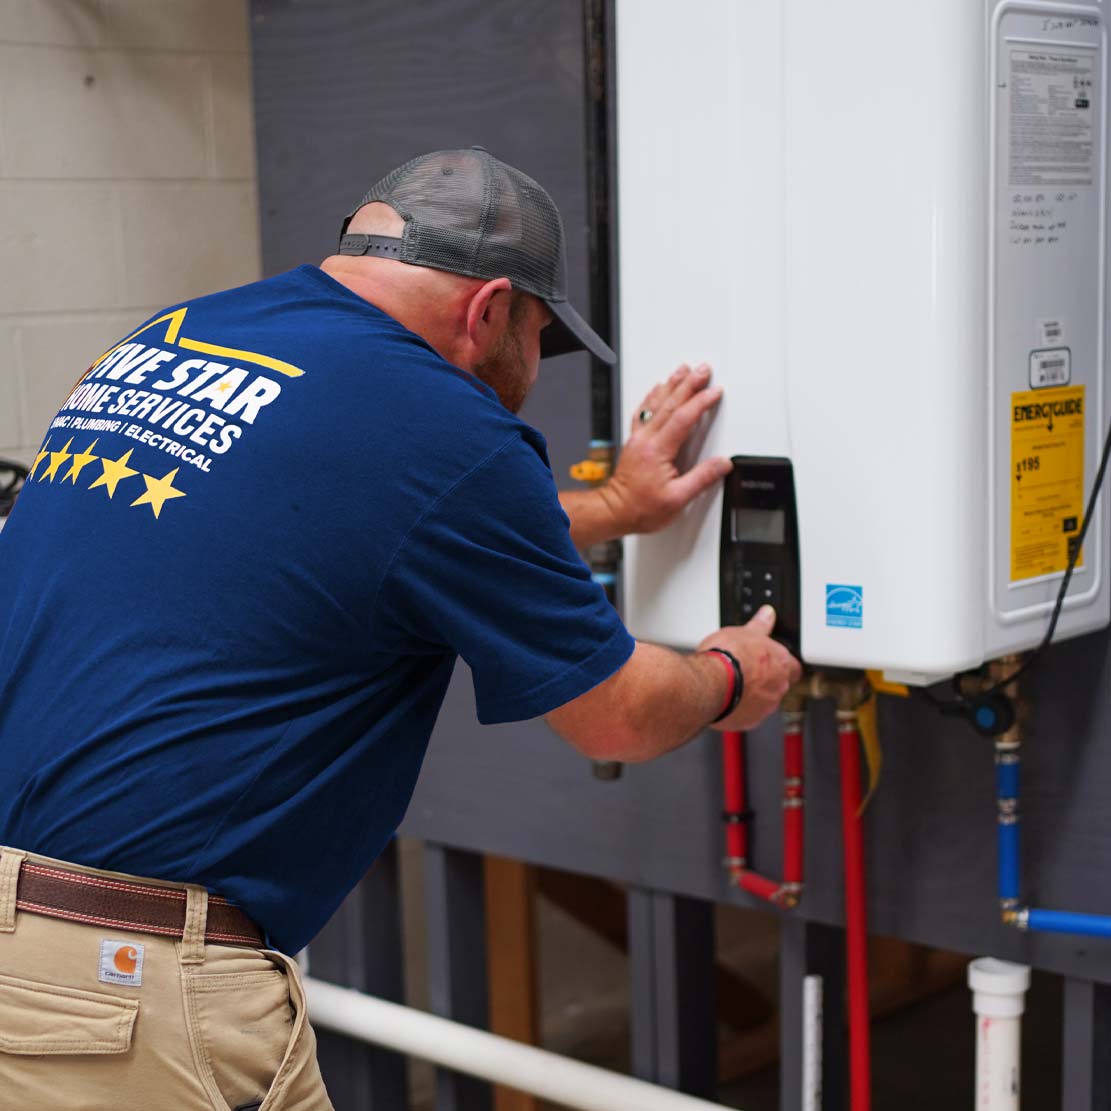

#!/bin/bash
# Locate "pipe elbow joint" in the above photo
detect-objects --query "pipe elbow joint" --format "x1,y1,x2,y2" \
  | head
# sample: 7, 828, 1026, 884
778, 883, 803, 910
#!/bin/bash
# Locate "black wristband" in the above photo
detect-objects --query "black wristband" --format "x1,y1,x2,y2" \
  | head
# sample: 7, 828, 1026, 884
705, 646, 744, 723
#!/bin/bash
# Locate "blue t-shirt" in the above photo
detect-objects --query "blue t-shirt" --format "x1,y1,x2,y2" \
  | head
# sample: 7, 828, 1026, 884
0, 266, 633, 953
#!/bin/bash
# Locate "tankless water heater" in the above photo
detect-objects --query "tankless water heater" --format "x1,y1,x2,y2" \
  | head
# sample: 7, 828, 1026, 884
617, 0, 1110, 683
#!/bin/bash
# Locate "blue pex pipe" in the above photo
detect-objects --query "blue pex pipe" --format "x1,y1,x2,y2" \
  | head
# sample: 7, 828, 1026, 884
998, 822, 1021, 903
996, 756, 1021, 903
996, 759, 1019, 799
995, 737, 1111, 939
1026, 909, 1111, 938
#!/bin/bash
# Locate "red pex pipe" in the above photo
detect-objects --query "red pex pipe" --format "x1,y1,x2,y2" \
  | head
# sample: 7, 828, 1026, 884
721, 730, 747, 870
838, 717, 871, 1111
739, 870, 784, 903
721, 720, 807, 908
783, 717, 805, 888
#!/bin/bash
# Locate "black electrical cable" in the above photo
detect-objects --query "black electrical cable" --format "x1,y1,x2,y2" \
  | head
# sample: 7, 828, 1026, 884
918, 415, 1111, 719
987, 413, 1111, 694
915, 684, 958, 712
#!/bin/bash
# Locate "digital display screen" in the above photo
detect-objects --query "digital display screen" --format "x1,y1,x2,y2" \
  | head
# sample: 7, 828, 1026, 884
731, 508, 785, 545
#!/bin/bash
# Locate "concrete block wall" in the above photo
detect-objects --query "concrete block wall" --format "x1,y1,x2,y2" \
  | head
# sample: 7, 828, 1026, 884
0, 0, 261, 465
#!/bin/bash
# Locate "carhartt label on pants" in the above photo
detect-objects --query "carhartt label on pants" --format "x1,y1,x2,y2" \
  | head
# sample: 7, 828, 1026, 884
99, 939, 145, 986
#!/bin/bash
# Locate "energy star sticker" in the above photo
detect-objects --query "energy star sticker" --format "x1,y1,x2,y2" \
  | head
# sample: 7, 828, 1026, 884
130, 467, 186, 519
89, 449, 139, 498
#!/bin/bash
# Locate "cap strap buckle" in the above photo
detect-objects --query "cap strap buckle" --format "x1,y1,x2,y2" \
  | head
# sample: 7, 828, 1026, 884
338, 234, 404, 258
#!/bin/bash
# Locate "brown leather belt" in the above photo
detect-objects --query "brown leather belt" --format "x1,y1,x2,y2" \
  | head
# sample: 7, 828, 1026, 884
16, 860, 266, 947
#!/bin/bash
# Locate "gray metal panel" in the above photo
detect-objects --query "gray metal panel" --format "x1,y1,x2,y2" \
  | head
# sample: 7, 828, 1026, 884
627, 889, 717, 1096
249, 0, 594, 490
308, 843, 409, 1109
424, 844, 492, 1111
1062, 977, 1111, 1110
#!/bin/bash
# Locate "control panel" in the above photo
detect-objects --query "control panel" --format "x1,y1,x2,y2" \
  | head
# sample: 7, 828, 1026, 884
719, 456, 801, 655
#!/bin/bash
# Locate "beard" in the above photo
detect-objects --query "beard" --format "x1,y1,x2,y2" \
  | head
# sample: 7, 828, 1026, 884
474, 320, 531, 414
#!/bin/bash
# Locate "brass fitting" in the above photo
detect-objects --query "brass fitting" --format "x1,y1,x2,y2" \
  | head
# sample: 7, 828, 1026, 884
779, 881, 804, 910
781, 689, 808, 715
777, 888, 801, 910
793, 669, 872, 713
987, 653, 1023, 692
989, 654, 1028, 749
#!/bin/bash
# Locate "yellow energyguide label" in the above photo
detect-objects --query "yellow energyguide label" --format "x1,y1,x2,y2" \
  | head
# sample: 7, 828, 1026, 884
1010, 384, 1085, 582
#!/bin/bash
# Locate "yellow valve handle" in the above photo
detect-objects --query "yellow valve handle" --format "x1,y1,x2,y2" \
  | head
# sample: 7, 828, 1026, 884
855, 693, 883, 816
865, 669, 910, 699
854, 671, 908, 815
570, 459, 611, 484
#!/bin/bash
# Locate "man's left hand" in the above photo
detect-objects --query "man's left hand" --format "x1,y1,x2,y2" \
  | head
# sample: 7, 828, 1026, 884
599, 363, 732, 536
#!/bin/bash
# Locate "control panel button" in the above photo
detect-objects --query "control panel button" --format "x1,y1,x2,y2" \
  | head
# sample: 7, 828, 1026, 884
730, 559, 788, 622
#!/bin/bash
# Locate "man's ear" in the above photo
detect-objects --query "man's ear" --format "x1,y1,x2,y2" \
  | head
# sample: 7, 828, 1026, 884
463, 277, 513, 360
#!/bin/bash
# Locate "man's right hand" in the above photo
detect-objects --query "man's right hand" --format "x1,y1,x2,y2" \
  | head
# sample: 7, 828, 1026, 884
544, 606, 803, 764
697, 606, 802, 731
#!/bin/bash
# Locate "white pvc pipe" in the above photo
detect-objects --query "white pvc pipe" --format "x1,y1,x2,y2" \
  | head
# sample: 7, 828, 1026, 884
802, 974, 823, 1111
304, 977, 732, 1111
968, 958, 1031, 1111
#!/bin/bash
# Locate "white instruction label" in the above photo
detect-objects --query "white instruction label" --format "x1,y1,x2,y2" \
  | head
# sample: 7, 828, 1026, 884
1038, 317, 1066, 346
1029, 346, 1071, 388
1009, 48, 1095, 186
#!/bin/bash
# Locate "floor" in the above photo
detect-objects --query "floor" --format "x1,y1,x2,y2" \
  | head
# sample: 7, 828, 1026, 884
395, 839, 1064, 1111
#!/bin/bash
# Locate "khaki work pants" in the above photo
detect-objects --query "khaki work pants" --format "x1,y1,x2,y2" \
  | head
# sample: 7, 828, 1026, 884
0, 847, 335, 1111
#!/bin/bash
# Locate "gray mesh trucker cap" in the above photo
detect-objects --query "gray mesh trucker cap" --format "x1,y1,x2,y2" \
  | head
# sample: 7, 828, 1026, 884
338, 147, 616, 365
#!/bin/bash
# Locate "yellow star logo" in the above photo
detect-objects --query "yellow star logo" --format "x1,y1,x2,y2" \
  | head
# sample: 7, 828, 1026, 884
89, 448, 139, 499
217, 379, 233, 393
41, 437, 74, 482
130, 467, 186, 519
64, 439, 100, 484
28, 437, 51, 480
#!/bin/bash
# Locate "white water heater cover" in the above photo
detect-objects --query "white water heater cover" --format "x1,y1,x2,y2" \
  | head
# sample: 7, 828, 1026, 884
616, 0, 1110, 683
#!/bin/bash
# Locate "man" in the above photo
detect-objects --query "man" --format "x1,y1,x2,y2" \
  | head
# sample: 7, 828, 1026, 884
0, 148, 799, 1110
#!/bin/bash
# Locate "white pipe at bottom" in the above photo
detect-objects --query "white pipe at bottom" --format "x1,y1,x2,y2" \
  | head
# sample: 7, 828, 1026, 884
968, 958, 1031, 1111
304, 977, 732, 1111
